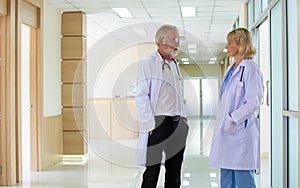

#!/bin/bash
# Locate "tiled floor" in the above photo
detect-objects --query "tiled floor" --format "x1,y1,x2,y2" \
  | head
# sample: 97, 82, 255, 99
4, 117, 270, 188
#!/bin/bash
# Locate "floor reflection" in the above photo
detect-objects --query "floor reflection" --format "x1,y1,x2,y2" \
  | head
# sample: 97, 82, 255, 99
7, 117, 269, 188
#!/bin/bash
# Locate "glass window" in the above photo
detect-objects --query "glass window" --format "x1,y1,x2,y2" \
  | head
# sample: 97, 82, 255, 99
202, 78, 218, 116
287, 0, 298, 186
287, 0, 298, 111
248, 0, 254, 29
270, 1, 284, 187
262, 0, 268, 11
288, 117, 298, 187
254, 0, 262, 20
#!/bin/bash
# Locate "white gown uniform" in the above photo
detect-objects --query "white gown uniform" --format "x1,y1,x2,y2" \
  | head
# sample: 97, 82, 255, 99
135, 51, 186, 166
208, 59, 264, 170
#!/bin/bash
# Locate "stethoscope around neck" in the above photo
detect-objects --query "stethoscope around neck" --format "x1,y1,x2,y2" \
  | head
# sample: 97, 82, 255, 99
162, 59, 181, 79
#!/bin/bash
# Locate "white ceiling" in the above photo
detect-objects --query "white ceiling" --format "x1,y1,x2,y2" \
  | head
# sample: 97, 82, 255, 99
45, 0, 246, 64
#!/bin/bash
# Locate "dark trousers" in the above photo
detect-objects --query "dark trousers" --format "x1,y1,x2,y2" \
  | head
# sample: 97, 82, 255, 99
141, 116, 189, 188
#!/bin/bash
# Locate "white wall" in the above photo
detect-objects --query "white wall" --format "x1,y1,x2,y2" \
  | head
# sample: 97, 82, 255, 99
43, 4, 61, 116
88, 42, 156, 98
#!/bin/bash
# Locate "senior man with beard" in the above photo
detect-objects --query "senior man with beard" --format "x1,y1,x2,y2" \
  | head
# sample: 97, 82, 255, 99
135, 24, 189, 188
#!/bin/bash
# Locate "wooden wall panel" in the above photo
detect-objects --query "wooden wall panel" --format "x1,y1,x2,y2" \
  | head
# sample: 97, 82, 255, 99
61, 84, 86, 107
61, 60, 86, 83
62, 12, 86, 36
61, 12, 87, 156
62, 108, 86, 130
61, 37, 86, 60
42, 115, 63, 169
63, 131, 87, 155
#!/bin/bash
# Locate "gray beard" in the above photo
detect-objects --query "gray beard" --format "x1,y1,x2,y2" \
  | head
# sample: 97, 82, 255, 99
164, 48, 177, 58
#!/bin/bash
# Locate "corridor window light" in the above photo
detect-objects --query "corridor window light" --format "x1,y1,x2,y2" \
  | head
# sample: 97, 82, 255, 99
181, 7, 196, 17
188, 44, 197, 49
211, 181, 219, 187
208, 57, 217, 64
223, 48, 228, 52
181, 58, 189, 62
182, 179, 190, 186
181, 58, 189, 64
210, 57, 217, 61
112, 8, 133, 18
188, 49, 197, 53
210, 172, 217, 178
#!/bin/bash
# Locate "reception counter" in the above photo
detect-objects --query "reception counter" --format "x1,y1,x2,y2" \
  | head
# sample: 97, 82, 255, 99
88, 98, 140, 140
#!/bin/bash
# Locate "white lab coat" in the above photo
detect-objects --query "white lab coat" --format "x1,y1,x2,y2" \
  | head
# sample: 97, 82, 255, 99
134, 51, 185, 166
208, 59, 264, 170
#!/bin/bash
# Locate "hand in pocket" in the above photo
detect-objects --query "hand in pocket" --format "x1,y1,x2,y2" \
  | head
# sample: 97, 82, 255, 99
223, 114, 239, 136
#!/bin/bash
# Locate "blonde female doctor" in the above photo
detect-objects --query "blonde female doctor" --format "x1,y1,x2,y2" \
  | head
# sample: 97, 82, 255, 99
208, 28, 264, 188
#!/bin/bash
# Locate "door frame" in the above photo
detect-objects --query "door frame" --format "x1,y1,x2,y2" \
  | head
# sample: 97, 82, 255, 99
0, 15, 7, 186
17, 0, 42, 176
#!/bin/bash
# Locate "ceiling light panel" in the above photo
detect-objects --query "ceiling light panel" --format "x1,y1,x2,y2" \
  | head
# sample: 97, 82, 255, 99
188, 44, 197, 49
181, 7, 196, 17
112, 8, 133, 18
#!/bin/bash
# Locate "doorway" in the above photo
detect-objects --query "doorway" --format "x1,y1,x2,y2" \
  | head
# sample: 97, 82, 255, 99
21, 23, 38, 180
183, 77, 219, 155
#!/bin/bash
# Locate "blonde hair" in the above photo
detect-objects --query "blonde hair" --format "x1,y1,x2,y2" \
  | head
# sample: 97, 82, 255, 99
227, 28, 256, 59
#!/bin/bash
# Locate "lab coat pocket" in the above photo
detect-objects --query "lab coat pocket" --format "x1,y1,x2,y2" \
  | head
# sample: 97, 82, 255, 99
222, 114, 240, 136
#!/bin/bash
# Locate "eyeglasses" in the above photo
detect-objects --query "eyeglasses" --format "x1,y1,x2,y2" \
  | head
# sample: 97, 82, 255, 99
164, 37, 180, 44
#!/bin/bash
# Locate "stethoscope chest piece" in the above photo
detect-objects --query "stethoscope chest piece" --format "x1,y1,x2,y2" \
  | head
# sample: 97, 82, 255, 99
237, 81, 244, 87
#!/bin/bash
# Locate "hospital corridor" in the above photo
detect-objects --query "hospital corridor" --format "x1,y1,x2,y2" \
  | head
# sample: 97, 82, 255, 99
0, 0, 299, 188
